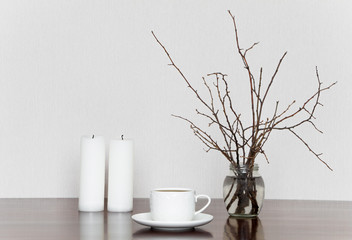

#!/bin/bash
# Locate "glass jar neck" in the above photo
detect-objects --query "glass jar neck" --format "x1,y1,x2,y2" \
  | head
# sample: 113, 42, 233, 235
230, 163, 258, 171
229, 163, 259, 176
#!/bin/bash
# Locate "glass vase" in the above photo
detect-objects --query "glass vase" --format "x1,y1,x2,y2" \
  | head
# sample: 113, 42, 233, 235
223, 163, 265, 218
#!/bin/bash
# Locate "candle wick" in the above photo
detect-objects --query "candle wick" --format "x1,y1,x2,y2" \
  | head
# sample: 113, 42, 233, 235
92, 134, 95, 139
121, 135, 124, 140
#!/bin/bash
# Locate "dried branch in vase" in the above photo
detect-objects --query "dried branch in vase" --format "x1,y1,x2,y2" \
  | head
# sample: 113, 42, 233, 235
152, 10, 336, 172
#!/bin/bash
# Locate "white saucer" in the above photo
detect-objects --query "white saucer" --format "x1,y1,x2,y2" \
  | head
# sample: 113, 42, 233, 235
131, 212, 213, 231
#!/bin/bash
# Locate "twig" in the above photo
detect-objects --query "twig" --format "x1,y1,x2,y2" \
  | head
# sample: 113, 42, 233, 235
152, 12, 335, 171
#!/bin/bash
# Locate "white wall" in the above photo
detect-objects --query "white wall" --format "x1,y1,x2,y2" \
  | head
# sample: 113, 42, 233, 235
0, 0, 351, 200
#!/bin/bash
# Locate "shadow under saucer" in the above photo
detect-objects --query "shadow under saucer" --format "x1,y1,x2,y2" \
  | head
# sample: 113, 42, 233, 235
133, 228, 213, 239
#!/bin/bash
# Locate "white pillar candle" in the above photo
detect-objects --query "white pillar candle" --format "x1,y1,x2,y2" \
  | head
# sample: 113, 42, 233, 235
79, 135, 105, 212
108, 137, 134, 212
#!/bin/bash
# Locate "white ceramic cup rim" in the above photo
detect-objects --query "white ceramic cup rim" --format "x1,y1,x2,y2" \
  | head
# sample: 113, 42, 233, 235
152, 188, 194, 192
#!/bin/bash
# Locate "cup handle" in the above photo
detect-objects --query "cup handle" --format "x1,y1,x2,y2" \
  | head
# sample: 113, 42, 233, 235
194, 194, 211, 215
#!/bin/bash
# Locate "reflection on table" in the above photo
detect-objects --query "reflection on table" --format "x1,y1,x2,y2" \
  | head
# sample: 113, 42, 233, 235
80, 212, 104, 240
108, 212, 133, 240
0, 199, 351, 240
223, 217, 263, 240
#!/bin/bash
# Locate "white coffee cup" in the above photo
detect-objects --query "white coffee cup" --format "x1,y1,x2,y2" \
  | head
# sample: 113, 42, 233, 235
150, 188, 211, 221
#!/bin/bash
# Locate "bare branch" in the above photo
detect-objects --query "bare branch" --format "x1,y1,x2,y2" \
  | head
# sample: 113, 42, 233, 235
289, 129, 333, 171
262, 52, 287, 103
152, 31, 213, 113
152, 13, 335, 171
244, 42, 259, 56
172, 114, 236, 166
273, 77, 337, 130
228, 11, 256, 145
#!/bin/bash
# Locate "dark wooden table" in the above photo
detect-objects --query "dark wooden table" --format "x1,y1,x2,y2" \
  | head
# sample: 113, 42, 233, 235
0, 198, 351, 239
